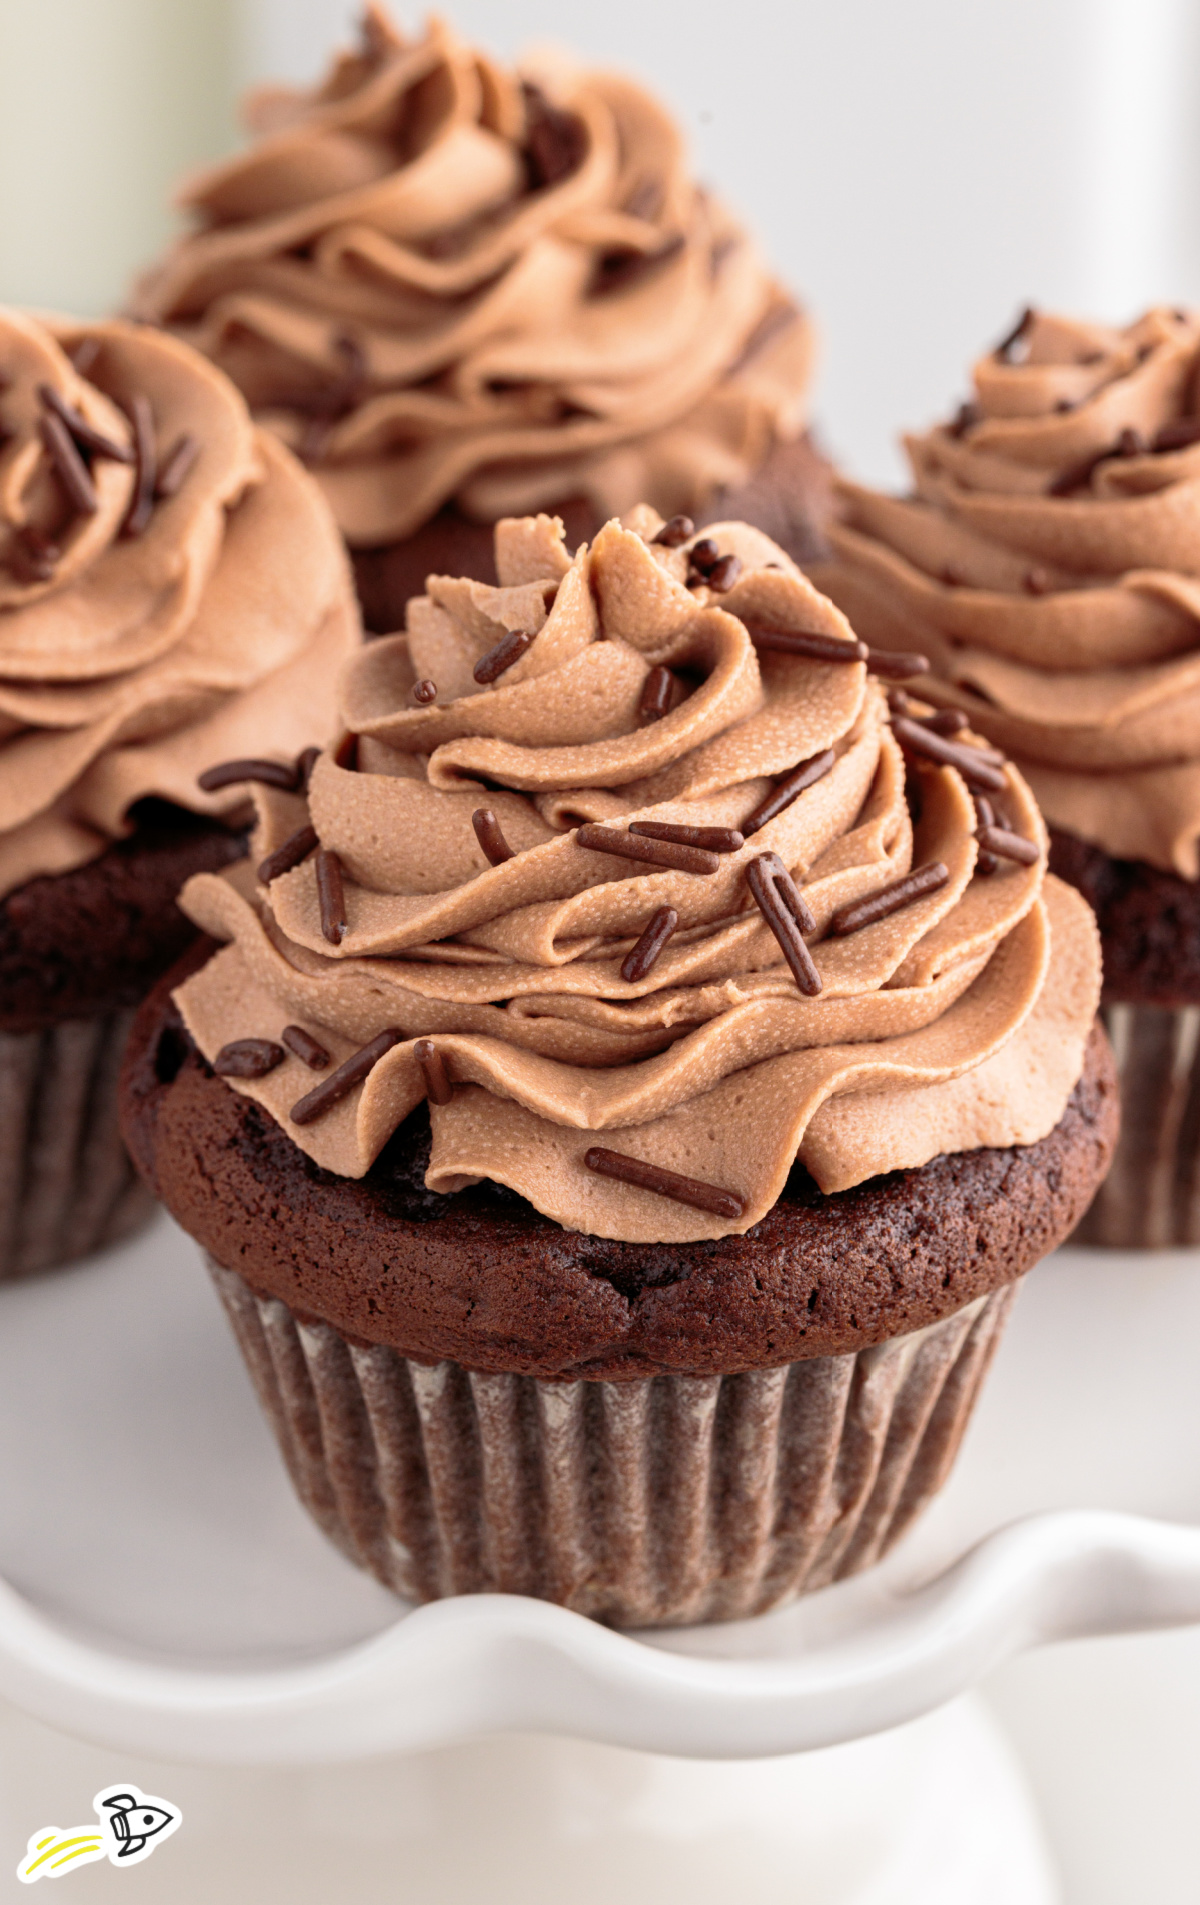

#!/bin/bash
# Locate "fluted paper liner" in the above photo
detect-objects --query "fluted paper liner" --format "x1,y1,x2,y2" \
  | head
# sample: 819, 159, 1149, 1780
209, 1257, 1017, 1626
0, 1010, 155, 1282
1074, 1002, 1200, 1246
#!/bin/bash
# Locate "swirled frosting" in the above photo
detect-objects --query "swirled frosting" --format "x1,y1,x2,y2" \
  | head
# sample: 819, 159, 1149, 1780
174, 508, 1099, 1244
0, 308, 361, 901
814, 305, 1200, 876
131, 9, 811, 549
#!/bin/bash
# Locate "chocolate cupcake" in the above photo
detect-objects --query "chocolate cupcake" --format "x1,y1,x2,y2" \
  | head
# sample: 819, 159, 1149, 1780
121, 510, 1113, 1625
813, 304, 1200, 1246
129, 7, 827, 634
0, 307, 360, 1279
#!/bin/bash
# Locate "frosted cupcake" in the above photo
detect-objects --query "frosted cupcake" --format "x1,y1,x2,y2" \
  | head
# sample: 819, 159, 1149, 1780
0, 307, 359, 1278
122, 510, 1113, 1624
130, 7, 826, 632
814, 304, 1200, 1245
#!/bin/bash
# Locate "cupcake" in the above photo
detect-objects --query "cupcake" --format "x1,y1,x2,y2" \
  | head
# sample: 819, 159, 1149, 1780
129, 7, 827, 634
121, 509, 1114, 1625
0, 307, 360, 1280
813, 304, 1200, 1246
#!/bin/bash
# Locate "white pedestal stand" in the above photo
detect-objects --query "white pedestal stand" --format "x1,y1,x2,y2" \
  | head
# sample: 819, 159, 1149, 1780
1, 1218, 1197, 1901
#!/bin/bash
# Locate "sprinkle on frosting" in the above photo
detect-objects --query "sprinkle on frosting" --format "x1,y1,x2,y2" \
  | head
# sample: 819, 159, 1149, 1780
130, 11, 812, 547
813, 304, 1200, 877
172, 507, 1100, 1243
0, 307, 360, 902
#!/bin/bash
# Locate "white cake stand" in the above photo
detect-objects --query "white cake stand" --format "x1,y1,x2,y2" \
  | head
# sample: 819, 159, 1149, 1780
1, 1216, 1198, 1901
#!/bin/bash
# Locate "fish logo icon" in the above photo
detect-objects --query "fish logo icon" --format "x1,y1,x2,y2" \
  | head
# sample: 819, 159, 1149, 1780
16, 1783, 181, 1882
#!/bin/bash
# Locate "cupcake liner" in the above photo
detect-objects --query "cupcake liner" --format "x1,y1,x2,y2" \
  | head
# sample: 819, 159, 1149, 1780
0, 1010, 156, 1283
1073, 1001, 1200, 1247
209, 1256, 1018, 1627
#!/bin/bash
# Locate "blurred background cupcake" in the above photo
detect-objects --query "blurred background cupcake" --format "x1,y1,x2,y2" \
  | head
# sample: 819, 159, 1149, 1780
128, 7, 827, 632
813, 306, 1200, 1247
122, 508, 1113, 1624
0, 306, 360, 1280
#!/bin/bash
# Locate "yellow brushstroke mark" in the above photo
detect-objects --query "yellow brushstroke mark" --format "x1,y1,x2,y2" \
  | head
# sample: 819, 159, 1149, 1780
18, 1831, 104, 1881
49, 1845, 102, 1870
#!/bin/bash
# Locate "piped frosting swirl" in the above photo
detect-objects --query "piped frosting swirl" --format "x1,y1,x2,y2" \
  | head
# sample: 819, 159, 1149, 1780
0, 308, 361, 900
815, 305, 1200, 876
131, 9, 811, 549
174, 507, 1099, 1244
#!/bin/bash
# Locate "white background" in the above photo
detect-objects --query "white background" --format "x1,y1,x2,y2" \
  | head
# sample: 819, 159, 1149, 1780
3, 2, 1200, 1897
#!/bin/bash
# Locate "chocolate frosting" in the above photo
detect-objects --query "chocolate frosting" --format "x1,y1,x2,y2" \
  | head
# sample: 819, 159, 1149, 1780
814, 305, 1200, 876
173, 507, 1099, 1244
0, 310, 360, 901
131, 10, 811, 550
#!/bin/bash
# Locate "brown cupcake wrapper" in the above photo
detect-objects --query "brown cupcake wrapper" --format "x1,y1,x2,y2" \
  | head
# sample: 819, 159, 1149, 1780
209, 1256, 1017, 1627
1074, 1001, 1200, 1247
0, 1009, 156, 1282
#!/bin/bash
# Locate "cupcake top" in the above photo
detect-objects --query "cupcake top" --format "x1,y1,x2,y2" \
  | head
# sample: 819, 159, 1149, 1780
173, 506, 1100, 1244
131, 8, 811, 548
815, 305, 1200, 876
0, 308, 361, 901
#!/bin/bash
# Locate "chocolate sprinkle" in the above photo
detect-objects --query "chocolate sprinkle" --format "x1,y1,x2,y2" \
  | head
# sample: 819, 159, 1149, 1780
583, 1146, 744, 1221
653, 515, 694, 547
865, 648, 932, 681
621, 905, 678, 983
198, 757, 301, 793
722, 301, 799, 380
257, 824, 318, 884
746, 852, 821, 995
741, 749, 836, 836
295, 745, 321, 791
891, 717, 1008, 793
753, 849, 816, 931
746, 624, 868, 664
316, 848, 347, 945
994, 305, 1034, 361
290, 1028, 403, 1126
629, 821, 744, 853
706, 553, 742, 592
472, 807, 514, 866
976, 823, 1040, 866
829, 861, 951, 937
281, 1025, 331, 1070
688, 537, 720, 574
38, 413, 98, 516
38, 384, 134, 464
576, 823, 720, 876
523, 82, 588, 191
214, 1038, 285, 1079
639, 665, 674, 723
154, 433, 200, 498
886, 688, 911, 717
120, 393, 157, 538
920, 708, 969, 736
414, 1037, 454, 1106
411, 678, 438, 705
1153, 417, 1200, 453
474, 628, 534, 684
